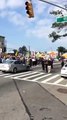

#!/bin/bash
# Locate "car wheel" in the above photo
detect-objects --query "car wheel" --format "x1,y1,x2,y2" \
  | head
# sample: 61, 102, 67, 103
13, 68, 17, 73
2, 71, 6, 73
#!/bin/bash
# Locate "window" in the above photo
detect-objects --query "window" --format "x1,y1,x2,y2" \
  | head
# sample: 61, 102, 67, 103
14, 61, 21, 64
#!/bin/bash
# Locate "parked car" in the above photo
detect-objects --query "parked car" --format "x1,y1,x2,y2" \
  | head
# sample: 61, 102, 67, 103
0, 59, 30, 73
61, 63, 67, 77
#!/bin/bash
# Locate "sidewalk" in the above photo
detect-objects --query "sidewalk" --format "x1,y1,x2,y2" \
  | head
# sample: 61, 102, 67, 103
0, 78, 30, 120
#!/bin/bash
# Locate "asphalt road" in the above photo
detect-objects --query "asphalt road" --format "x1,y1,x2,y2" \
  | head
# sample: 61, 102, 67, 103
0, 62, 67, 120
15, 80, 67, 120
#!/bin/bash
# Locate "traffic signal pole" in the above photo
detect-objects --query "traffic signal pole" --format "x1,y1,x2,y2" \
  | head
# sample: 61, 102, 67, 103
39, 0, 67, 11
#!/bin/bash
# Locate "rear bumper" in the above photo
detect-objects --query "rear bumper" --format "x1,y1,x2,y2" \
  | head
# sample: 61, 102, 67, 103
61, 70, 67, 77
61, 73, 67, 77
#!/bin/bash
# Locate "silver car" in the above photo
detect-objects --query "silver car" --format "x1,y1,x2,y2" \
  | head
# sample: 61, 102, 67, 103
0, 59, 30, 73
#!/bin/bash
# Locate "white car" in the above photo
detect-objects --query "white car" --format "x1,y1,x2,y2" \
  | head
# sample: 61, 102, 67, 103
61, 63, 67, 77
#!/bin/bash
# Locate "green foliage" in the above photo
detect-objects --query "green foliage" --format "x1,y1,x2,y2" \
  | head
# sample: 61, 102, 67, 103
49, 9, 67, 42
57, 46, 67, 54
49, 31, 61, 42
18, 45, 28, 56
63, 33, 67, 37
13, 49, 18, 55
49, 31, 67, 42
52, 22, 67, 29
50, 10, 62, 15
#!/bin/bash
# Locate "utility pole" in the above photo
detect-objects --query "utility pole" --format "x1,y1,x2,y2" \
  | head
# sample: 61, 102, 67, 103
29, 45, 30, 57
39, 0, 67, 11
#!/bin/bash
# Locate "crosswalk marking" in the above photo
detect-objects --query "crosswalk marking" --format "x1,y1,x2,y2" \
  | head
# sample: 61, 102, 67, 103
0, 70, 67, 87
0, 73, 10, 76
53, 78, 64, 84
44, 82, 67, 87
11, 71, 41, 79
65, 84, 67, 87
31, 74, 51, 81
4, 71, 38, 78
13, 77, 37, 82
22, 72, 44, 80
41, 74, 59, 83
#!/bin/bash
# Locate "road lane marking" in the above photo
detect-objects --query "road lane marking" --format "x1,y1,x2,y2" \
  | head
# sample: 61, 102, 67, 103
43, 82, 67, 87
14, 73, 52, 82
4, 69, 43, 78
41, 74, 59, 83
14, 77, 67, 87
53, 78, 64, 84
13, 77, 38, 82
22, 72, 45, 80
31, 74, 52, 81
0, 73, 10, 76
2, 71, 31, 78
12, 71, 41, 79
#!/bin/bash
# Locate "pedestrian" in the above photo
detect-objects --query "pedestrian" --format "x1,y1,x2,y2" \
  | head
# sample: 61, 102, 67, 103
48, 59, 51, 73
29, 57, 32, 67
0, 57, 2, 63
41, 57, 45, 70
51, 58, 53, 69
61, 59, 64, 67
22, 57, 26, 64
45, 60, 48, 73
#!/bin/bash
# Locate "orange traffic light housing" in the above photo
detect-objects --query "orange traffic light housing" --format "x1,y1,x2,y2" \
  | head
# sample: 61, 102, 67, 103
25, 1, 34, 18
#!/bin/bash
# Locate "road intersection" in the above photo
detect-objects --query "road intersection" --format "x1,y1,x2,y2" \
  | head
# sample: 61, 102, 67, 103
0, 69, 67, 88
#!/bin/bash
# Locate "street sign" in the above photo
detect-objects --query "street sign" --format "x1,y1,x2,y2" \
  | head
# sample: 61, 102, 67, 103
57, 16, 67, 22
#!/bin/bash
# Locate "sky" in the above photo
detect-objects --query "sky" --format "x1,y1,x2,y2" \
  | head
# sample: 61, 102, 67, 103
0, 0, 67, 52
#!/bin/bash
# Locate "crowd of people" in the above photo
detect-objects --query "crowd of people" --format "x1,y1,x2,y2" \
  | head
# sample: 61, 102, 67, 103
0, 54, 40, 66
41, 57, 53, 73
0, 53, 65, 73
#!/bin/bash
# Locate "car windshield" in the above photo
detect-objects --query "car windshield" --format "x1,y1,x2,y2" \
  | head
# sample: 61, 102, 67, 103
3, 60, 15, 64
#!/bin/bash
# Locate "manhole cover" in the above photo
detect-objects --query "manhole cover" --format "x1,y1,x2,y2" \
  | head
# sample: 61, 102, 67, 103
57, 88, 67, 94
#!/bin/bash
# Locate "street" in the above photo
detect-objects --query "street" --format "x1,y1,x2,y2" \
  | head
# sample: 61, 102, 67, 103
0, 0, 67, 120
0, 62, 67, 120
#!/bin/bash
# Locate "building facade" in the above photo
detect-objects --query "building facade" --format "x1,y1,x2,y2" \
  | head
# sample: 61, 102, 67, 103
0, 36, 6, 53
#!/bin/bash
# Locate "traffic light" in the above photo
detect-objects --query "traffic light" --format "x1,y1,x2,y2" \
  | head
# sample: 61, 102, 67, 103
25, 1, 34, 18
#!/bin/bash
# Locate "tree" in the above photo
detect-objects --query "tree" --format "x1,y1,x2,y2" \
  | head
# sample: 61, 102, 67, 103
49, 9, 67, 42
57, 46, 67, 55
13, 49, 18, 55
49, 31, 61, 42
18, 46, 27, 56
